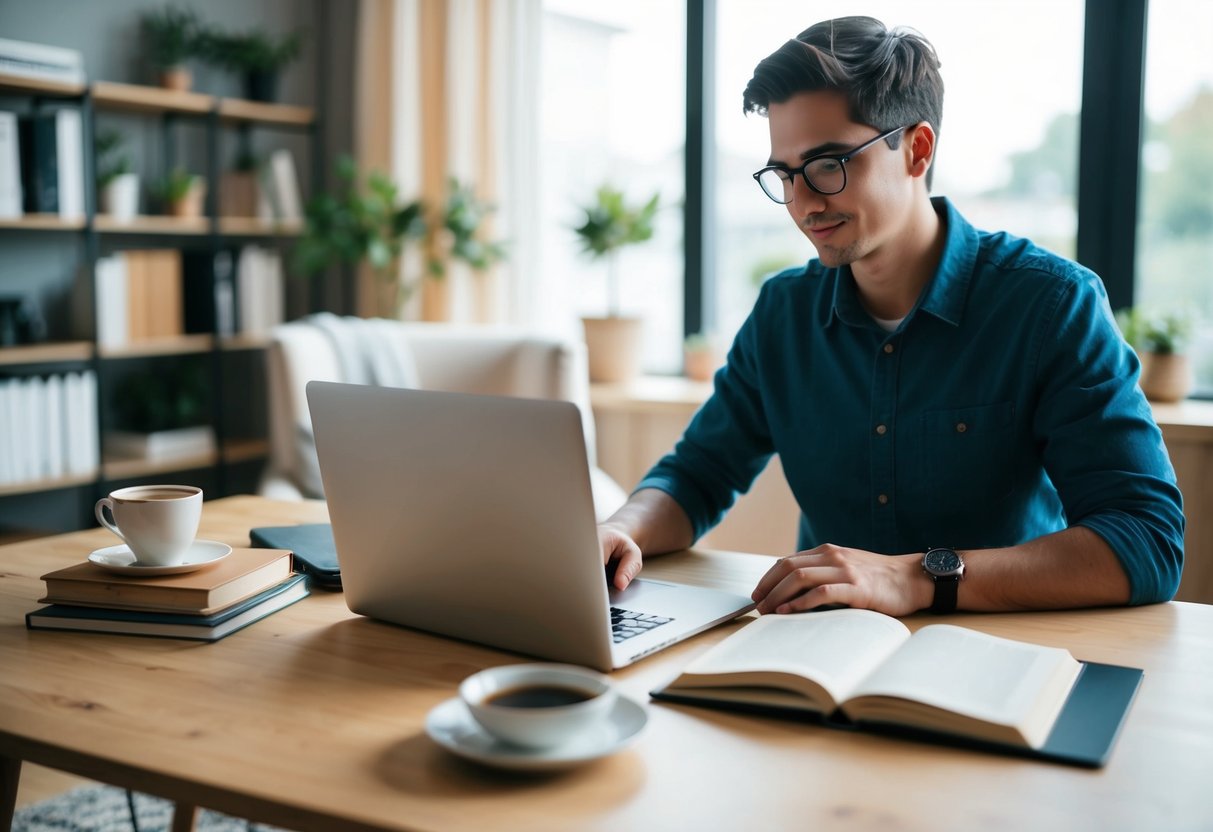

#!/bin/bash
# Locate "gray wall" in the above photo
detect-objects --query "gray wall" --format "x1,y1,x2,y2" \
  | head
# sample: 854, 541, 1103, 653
0, 0, 357, 330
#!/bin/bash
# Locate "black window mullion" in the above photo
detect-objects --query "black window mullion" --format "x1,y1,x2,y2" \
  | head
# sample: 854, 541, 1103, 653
1076, 0, 1149, 310
684, 0, 715, 340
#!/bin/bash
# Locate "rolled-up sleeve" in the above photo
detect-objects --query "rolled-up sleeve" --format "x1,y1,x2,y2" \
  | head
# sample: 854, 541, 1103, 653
1031, 272, 1185, 604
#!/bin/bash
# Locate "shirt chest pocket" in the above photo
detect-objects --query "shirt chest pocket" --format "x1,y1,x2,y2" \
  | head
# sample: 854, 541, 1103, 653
917, 401, 1017, 506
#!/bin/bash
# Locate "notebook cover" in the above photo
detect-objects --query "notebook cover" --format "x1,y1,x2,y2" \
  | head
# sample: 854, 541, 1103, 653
250, 523, 341, 588
651, 660, 1142, 768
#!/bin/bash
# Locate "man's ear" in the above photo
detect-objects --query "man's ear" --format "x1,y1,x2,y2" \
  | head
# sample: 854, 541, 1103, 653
906, 122, 935, 180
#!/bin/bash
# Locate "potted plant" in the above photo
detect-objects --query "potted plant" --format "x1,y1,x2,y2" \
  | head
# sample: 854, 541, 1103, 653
683, 332, 723, 382
141, 6, 201, 91
95, 130, 139, 221
572, 185, 660, 382
219, 147, 261, 218
295, 156, 427, 318
423, 178, 508, 321
1116, 307, 1194, 402
203, 27, 303, 102
153, 167, 206, 219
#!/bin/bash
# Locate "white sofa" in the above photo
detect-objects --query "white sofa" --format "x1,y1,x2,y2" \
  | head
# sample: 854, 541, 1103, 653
261, 317, 629, 520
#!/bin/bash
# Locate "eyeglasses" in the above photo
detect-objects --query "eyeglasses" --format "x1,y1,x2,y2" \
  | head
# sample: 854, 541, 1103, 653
752, 125, 910, 204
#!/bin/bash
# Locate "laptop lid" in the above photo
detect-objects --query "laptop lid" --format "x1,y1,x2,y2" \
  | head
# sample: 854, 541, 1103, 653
306, 381, 753, 671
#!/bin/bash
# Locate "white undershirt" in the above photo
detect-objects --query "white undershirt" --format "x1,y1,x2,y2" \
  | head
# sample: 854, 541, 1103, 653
872, 315, 905, 332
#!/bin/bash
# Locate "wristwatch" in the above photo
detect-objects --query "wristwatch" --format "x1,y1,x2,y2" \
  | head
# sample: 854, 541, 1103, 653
923, 547, 965, 614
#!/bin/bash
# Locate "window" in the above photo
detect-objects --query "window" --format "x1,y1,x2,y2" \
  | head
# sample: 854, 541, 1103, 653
710, 2, 1085, 345
538, 1, 686, 373
1136, 0, 1213, 394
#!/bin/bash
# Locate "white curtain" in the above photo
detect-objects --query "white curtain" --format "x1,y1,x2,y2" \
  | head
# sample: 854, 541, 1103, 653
354, 0, 543, 325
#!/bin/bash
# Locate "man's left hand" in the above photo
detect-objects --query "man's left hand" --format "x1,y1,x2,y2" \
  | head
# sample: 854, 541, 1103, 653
751, 544, 932, 616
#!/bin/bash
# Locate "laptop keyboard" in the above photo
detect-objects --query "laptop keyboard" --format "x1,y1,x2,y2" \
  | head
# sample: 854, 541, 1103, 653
610, 607, 674, 644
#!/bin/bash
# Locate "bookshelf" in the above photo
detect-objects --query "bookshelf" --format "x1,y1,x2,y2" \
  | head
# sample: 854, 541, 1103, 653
0, 63, 318, 533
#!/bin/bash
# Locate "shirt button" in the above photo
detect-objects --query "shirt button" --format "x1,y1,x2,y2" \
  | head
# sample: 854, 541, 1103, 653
875, 424, 887, 435
877, 494, 889, 505
883, 343, 895, 354
956, 422, 968, 433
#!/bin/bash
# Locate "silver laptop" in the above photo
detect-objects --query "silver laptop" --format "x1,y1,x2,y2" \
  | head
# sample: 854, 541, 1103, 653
306, 380, 755, 671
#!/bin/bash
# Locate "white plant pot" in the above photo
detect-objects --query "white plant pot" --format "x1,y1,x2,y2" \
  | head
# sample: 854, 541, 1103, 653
102, 174, 139, 221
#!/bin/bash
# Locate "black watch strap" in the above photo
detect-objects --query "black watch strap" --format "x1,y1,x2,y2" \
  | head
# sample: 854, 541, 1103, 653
930, 575, 960, 614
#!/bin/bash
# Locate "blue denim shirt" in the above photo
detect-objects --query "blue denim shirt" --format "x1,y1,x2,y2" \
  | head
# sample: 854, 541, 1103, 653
638, 198, 1184, 604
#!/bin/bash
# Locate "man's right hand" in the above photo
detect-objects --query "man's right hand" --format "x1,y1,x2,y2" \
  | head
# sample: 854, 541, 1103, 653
596, 488, 697, 591
598, 524, 644, 590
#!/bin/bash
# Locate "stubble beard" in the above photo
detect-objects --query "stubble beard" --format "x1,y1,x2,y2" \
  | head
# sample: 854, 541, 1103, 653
800, 213, 861, 268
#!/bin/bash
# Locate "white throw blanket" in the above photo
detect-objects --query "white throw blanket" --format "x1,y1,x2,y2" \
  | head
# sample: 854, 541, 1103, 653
305, 312, 420, 388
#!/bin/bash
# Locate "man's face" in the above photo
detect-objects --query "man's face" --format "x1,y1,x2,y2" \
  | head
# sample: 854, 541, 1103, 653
766, 91, 915, 269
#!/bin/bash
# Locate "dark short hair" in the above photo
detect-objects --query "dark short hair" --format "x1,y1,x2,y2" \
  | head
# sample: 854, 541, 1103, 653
742, 17, 944, 182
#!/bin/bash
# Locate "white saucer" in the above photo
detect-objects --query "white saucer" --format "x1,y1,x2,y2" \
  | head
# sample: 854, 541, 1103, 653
425, 694, 647, 772
87, 540, 233, 576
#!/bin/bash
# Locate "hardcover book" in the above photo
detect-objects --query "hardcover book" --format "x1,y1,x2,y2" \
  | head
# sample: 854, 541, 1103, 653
27, 573, 309, 641
650, 609, 1141, 767
39, 548, 294, 615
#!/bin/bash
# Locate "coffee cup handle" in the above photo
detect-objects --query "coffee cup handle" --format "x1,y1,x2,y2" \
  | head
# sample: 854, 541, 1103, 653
94, 498, 127, 544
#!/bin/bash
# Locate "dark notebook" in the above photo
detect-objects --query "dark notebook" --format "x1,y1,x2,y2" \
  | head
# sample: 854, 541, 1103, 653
250, 523, 341, 588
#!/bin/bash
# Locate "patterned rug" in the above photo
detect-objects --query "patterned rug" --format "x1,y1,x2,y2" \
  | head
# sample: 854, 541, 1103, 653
13, 785, 289, 832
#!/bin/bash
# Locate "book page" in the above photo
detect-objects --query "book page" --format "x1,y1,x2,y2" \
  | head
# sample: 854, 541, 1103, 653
673, 609, 911, 709
842, 624, 1082, 748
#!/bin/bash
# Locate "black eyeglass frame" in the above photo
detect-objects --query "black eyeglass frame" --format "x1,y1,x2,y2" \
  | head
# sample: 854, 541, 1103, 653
752, 124, 912, 204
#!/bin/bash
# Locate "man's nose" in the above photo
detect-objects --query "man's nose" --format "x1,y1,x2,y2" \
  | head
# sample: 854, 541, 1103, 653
788, 171, 827, 214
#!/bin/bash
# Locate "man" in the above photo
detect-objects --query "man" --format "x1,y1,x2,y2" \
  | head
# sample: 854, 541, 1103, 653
598, 16, 1184, 616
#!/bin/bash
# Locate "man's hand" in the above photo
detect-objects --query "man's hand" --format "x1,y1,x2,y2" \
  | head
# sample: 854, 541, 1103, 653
596, 488, 696, 591
751, 544, 931, 616
598, 524, 644, 591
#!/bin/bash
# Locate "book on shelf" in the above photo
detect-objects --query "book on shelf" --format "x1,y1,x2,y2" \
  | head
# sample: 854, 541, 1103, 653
124, 249, 184, 340
54, 107, 83, 218
15, 109, 83, 218
0, 110, 22, 218
236, 245, 284, 336
26, 572, 309, 642
183, 249, 236, 337
93, 255, 128, 348
0, 370, 92, 486
0, 37, 85, 85
93, 249, 185, 346
39, 547, 295, 615
264, 149, 302, 222
103, 425, 216, 461
650, 609, 1142, 767
17, 112, 57, 213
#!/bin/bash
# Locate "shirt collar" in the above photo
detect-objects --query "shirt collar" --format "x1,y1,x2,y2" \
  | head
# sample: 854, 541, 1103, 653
826, 196, 979, 329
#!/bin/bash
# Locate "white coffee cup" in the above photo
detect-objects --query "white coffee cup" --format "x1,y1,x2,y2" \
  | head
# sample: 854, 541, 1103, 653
94, 484, 203, 567
460, 663, 617, 749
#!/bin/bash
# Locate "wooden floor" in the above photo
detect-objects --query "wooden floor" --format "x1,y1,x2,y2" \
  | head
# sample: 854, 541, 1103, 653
15, 764, 93, 809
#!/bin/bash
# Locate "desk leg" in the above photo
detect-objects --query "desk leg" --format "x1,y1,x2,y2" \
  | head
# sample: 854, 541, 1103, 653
1, 754, 20, 830
171, 802, 198, 832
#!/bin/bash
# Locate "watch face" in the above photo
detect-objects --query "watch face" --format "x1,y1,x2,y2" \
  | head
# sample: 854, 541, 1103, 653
924, 548, 961, 575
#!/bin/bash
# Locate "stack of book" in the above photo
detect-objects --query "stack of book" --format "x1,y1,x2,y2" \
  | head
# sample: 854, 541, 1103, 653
26, 548, 307, 642
0, 370, 98, 486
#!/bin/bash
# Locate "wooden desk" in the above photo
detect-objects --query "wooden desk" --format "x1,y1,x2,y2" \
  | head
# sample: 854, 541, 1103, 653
3, 496, 1212, 831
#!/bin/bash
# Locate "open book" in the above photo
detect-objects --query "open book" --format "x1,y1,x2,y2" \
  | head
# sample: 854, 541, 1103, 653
651, 609, 1141, 766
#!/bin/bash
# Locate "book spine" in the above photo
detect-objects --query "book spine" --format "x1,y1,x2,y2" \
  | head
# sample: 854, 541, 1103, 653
18, 114, 57, 213
55, 108, 84, 219
0, 111, 22, 218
